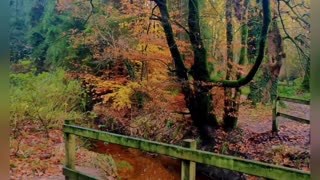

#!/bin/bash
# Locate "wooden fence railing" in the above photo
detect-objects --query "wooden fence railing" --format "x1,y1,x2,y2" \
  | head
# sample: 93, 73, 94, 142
63, 120, 310, 180
272, 96, 310, 132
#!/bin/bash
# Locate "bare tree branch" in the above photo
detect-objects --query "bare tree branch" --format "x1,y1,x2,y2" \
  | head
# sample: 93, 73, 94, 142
277, 0, 309, 61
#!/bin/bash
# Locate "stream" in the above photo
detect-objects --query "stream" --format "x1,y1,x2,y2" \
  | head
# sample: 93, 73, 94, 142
93, 141, 210, 180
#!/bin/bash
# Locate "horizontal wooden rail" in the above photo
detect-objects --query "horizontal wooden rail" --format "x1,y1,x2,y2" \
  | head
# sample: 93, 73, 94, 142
278, 96, 310, 105
277, 112, 310, 124
64, 124, 310, 180
63, 167, 98, 180
272, 96, 310, 132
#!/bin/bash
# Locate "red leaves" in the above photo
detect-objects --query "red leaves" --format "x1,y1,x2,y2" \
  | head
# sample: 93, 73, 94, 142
211, 102, 310, 173
213, 127, 310, 172
10, 123, 65, 179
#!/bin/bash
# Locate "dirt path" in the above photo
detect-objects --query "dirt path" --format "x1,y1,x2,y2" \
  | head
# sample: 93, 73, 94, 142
238, 101, 310, 150
233, 100, 310, 172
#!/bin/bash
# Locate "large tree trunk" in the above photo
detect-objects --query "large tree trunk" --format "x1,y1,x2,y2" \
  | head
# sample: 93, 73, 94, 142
268, 19, 285, 101
301, 57, 310, 91
223, 0, 236, 130
298, 34, 310, 91
224, 0, 250, 130
188, 0, 217, 142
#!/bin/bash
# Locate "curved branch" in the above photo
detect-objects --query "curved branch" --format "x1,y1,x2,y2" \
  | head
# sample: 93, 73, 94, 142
203, 0, 272, 88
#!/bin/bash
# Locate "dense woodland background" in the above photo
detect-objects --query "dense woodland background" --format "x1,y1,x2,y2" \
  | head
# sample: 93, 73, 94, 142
9, 0, 310, 179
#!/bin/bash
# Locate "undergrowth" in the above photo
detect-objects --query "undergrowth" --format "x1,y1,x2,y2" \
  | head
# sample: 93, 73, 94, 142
278, 78, 310, 100
10, 67, 85, 138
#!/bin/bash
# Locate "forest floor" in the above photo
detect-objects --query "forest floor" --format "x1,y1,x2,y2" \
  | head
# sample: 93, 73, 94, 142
10, 101, 310, 180
229, 101, 310, 169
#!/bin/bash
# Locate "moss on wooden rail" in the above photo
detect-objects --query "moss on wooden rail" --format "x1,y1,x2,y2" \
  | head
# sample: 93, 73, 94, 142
63, 124, 310, 180
278, 96, 310, 105
63, 167, 98, 180
272, 96, 310, 132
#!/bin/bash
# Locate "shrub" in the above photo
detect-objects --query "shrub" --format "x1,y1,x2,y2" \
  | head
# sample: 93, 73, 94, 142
10, 68, 84, 137
102, 81, 142, 110
278, 83, 310, 100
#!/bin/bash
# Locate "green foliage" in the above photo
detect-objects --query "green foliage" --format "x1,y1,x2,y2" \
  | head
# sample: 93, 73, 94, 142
165, 119, 174, 128
10, 69, 84, 136
247, 81, 261, 105
247, 4, 263, 62
221, 142, 229, 154
210, 70, 225, 81
94, 153, 118, 178
240, 86, 250, 96
278, 79, 310, 100
9, 0, 36, 62
132, 90, 151, 109
28, 0, 89, 70
278, 100, 287, 108
166, 86, 180, 96
116, 160, 133, 171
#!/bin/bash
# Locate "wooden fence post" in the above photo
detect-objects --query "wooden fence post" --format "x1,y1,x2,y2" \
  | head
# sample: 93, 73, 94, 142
65, 119, 76, 179
181, 139, 196, 180
272, 97, 279, 132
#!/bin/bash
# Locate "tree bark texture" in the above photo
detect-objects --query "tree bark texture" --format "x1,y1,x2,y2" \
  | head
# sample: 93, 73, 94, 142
248, 17, 284, 104
224, 0, 250, 130
223, 0, 235, 130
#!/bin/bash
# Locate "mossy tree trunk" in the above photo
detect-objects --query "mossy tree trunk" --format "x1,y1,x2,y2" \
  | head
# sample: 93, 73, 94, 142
223, 0, 236, 130
268, 19, 284, 102
187, 0, 217, 142
248, 17, 285, 105
301, 57, 310, 91
155, 0, 217, 142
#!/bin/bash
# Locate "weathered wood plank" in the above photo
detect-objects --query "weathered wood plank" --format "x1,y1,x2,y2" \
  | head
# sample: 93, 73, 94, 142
272, 100, 279, 132
181, 139, 196, 180
278, 96, 310, 105
65, 120, 76, 170
63, 124, 310, 180
63, 167, 99, 180
277, 112, 310, 124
